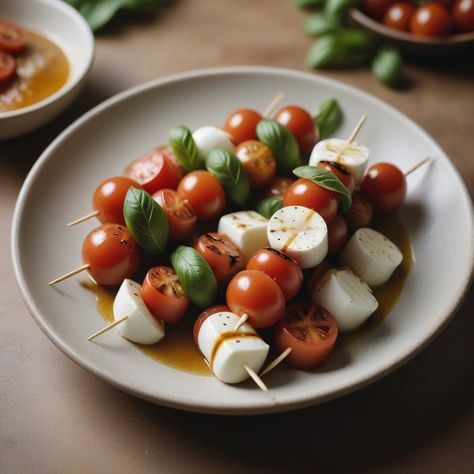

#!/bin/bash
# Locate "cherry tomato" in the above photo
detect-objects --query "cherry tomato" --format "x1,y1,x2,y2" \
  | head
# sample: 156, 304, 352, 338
274, 303, 338, 370
317, 160, 356, 195
283, 178, 338, 224
247, 248, 303, 301
223, 108, 263, 144
125, 147, 183, 194
226, 270, 285, 328
273, 105, 318, 153
0, 20, 27, 54
153, 189, 197, 241
383, 3, 416, 31
141, 266, 190, 324
82, 223, 140, 286
193, 305, 230, 345
345, 192, 373, 230
263, 177, 295, 198
363, 0, 397, 20
327, 215, 349, 256
194, 233, 244, 283
177, 171, 226, 221
453, 0, 474, 32
360, 162, 407, 213
0, 51, 15, 83
410, 3, 452, 37
235, 140, 277, 189
91, 176, 141, 226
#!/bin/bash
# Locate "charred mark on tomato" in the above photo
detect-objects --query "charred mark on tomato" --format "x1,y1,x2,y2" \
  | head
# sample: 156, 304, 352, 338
264, 247, 299, 264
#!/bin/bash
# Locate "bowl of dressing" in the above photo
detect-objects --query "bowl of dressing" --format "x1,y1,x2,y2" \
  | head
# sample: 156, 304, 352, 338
0, 0, 94, 140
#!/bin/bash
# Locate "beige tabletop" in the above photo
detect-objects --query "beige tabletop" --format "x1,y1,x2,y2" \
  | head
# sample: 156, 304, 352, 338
1, 1, 473, 473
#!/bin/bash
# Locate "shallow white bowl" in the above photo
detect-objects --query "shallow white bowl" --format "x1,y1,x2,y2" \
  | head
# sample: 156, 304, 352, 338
0, 0, 94, 140
12, 67, 474, 415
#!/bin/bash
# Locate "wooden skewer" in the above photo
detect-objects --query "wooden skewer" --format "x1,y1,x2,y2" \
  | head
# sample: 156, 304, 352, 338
67, 210, 100, 227
260, 347, 292, 377
347, 114, 367, 144
404, 156, 432, 177
262, 91, 285, 117
49, 264, 90, 286
233, 313, 249, 332
88, 316, 128, 341
244, 364, 268, 392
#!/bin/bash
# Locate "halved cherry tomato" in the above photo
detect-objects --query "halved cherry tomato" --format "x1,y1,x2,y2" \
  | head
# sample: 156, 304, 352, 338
274, 303, 338, 370
283, 178, 338, 224
226, 269, 285, 328
345, 192, 373, 230
223, 108, 262, 144
82, 223, 140, 286
193, 305, 230, 345
410, 3, 452, 37
453, 0, 474, 32
273, 105, 318, 154
0, 51, 15, 83
235, 140, 276, 189
0, 20, 27, 54
363, 0, 397, 20
194, 233, 244, 283
317, 160, 356, 195
177, 170, 226, 221
247, 248, 303, 301
153, 189, 197, 241
360, 162, 407, 214
141, 266, 190, 324
263, 176, 294, 198
327, 215, 349, 256
383, 3, 416, 32
92, 176, 141, 225
125, 147, 183, 194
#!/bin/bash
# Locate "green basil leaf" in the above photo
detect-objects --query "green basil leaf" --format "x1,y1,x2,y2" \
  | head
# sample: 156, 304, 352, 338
304, 12, 340, 36
324, 0, 360, 19
123, 187, 168, 257
293, 165, 352, 212
306, 34, 345, 68
171, 246, 217, 308
372, 46, 403, 88
294, 0, 327, 8
206, 149, 251, 207
169, 125, 200, 174
256, 119, 300, 175
315, 97, 343, 139
68, 0, 126, 31
256, 196, 284, 220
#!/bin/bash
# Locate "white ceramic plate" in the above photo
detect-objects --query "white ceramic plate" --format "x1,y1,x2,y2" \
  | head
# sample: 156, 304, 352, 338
12, 67, 474, 415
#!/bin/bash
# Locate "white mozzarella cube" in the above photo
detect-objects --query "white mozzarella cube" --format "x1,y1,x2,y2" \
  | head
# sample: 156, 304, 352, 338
193, 126, 234, 160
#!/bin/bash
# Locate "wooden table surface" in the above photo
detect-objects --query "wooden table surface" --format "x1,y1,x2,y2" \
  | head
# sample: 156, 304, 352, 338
1, 1, 473, 473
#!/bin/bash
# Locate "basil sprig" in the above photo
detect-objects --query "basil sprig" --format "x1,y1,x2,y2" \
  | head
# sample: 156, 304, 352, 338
372, 46, 403, 88
206, 149, 251, 207
294, 0, 326, 8
171, 246, 217, 308
256, 119, 300, 176
256, 196, 283, 220
304, 12, 340, 36
169, 125, 200, 174
315, 98, 343, 139
293, 165, 352, 212
123, 187, 168, 257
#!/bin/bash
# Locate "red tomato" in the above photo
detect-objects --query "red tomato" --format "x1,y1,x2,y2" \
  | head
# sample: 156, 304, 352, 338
125, 147, 183, 194
274, 303, 338, 370
92, 176, 141, 225
345, 192, 373, 230
226, 270, 285, 328
235, 140, 276, 189
410, 3, 452, 36
453, 0, 474, 32
82, 223, 140, 286
194, 233, 244, 283
263, 177, 295, 198
177, 171, 226, 221
327, 215, 349, 256
383, 2, 416, 31
141, 266, 189, 324
273, 105, 318, 153
363, 0, 397, 20
193, 305, 231, 345
283, 178, 338, 224
317, 160, 356, 195
360, 163, 407, 213
247, 248, 303, 301
223, 108, 262, 144
0, 20, 27, 54
153, 189, 197, 241
0, 51, 15, 83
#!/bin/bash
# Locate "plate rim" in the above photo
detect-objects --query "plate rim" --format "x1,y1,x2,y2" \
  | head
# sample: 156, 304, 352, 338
11, 66, 474, 415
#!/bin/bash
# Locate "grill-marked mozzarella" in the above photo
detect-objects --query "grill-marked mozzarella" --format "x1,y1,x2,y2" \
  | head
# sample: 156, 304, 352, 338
192, 126, 234, 160
309, 138, 370, 183
340, 228, 403, 286
267, 206, 328, 269
311, 268, 378, 332
197, 311, 269, 384
113, 279, 165, 345
218, 210, 269, 262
